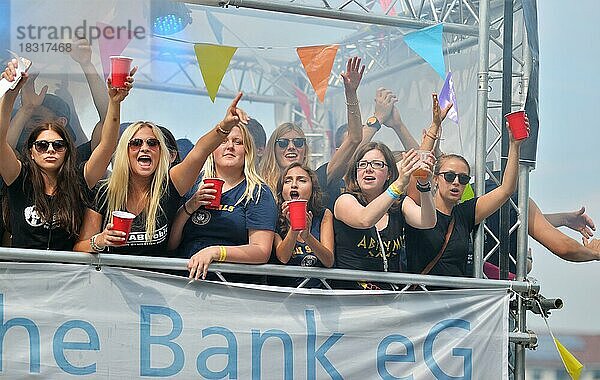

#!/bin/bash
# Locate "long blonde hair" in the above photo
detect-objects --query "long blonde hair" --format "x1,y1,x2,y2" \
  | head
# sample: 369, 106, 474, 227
203, 125, 265, 205
259, 122, 309, 191
98, 121, 171, 241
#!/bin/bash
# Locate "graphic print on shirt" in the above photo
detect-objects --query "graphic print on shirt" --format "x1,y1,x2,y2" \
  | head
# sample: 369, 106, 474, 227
356, 234, 404, 259
24, 204, 57, 229
126, 224, 168, 246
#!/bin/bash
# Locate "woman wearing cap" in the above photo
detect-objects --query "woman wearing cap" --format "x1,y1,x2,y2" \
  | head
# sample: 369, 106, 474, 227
74, 94, 249, 257
0, 59, 133, 250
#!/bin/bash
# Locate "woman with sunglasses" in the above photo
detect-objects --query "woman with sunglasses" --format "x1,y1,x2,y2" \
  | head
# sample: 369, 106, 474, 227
0, 59, 134, 250
167, 123, 277, 281
74, 93, 249, 256
332, 142, 436, 290
404, 121, 528, 278
259, 57, 365, 192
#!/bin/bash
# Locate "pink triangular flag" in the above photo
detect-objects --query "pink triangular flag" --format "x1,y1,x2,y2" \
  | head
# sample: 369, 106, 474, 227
379, 0, 397, 16
97, 22, 133, 80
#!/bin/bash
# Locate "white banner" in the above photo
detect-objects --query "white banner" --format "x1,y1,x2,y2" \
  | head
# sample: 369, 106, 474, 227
0, 263, 508, 379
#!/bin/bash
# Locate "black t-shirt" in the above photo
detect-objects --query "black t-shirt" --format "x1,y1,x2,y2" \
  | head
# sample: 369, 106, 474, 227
406, 197, 477, 277
91, 179, 182, 256
316, 163, 346, 211
333, 193, 406, 289
7, 167, 86, 250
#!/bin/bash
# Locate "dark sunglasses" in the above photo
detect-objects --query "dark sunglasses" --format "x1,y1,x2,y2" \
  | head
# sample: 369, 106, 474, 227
128, 138, 160, 149
356, 159, 387, 170
275, 138, 306, 149
32, 139, 67, 153
439, 171, 471, 185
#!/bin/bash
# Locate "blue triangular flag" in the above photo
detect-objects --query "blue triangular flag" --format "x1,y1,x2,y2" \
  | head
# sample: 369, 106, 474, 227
206, 11, 223, 44
439, 71, 458, 124
404, 23, 446, 79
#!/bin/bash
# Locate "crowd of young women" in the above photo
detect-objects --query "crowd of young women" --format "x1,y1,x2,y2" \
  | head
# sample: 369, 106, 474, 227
0, 56, 531, 288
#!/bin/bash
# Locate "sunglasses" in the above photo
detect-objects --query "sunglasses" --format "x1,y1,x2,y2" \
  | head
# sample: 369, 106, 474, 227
32, 139, 67, 153
128, 138, 160, 149
356, 159, 387, 170
439, 171, 471, 185
275, 138, 306, 149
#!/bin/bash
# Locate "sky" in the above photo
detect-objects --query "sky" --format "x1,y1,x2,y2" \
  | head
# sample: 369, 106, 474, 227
527, 0, 600, 334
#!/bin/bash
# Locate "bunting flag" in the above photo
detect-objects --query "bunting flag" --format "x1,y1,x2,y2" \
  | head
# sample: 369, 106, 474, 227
403, 23, 446, 79
293, 85, 313, 129
460, 182, 475, 202
97, 22, 133, 80
439, 71, 459, 124
194, 43, 237, 102
554, 338, 584, 380
296, 45, 339, 103
379, 0, 397, 16
206, 11, 224, 44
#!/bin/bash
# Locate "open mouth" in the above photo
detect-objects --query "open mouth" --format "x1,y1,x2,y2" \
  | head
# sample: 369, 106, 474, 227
289, 190, 300, 200
284, 152, 298, 160
137, 154, 153, 168
449, 188, 461, 196
363, 175, 376, 182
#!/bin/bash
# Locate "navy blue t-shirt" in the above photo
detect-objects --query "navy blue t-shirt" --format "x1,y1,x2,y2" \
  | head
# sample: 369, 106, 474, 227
179, 178, 277, 258
269, 210, 325, 288
316, 162, 346, 211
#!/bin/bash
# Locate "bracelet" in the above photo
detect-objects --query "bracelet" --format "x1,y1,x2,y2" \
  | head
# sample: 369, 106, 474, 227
183, 202, 194, 216
218, 246, 227, 262
345, 100, 359, 107
386, 183, 403, 200
425, 131, 439, 140
90, 234, 106, 252
416, 181, 432, 192
216, 122, 230, 136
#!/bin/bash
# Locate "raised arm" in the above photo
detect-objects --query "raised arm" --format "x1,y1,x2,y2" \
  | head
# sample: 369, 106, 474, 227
326, 57, 364, 185
0, 60, 26, 185
334, 150, 421, 229
6, 72, 48, 148
474, 118, 528, 224
420, 93, 453, 151
169, 92, 249, 196
379, 88, 419, 151
83, 67, 136, 189
69, 39, 110, 151
401, 152, 436, 228
543, 205, 595, 239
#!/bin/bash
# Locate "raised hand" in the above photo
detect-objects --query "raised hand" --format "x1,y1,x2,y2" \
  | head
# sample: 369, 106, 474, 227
395, 149, 420, 190
186, 182, 217, 212
1, 59, 30, 96
21, 72, 48, 108
220, 92, 249, 132
340, 56, 365, 94
69, 39, 92, 65
564, 207, 596, 239
374, 88, 397, 125
506, 113, 530, 145
107, 66, 137, 103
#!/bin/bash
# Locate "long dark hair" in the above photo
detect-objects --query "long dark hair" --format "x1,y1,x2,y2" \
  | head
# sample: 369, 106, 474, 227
344, 142, 400, 210
21, 123, 86, 237
276, 162, 324, 236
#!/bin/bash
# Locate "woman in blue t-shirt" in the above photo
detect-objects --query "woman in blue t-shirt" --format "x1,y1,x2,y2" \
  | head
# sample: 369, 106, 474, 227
168, 124, 277, 280
271, 163, 334, 287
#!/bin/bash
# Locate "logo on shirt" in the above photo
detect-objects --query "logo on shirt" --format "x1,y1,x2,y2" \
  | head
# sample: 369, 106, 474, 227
24, 205, 45, 227
126, 224, 168, 245
301, 254, 318, 267
192, 210, 211, 226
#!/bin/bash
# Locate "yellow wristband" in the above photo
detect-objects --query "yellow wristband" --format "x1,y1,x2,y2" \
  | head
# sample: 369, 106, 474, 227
218, 246, 227, 262
389, 183, 403, 197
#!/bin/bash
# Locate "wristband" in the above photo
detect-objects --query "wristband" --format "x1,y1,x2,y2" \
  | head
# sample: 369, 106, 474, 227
216, 122, 230, 136
218, 246, 227, 262
90, 234, 106, 252
386, 183, 403, 200
183, 202, 194, 216
345, 100, 359, 107
416, 181, 432, 192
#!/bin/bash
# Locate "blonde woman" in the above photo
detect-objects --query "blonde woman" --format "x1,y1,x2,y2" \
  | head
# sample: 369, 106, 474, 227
168, 124, 277, 281
74, 94, 248, 255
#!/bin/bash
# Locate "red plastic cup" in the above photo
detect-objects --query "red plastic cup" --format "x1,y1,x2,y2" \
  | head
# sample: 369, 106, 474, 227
111, 211, 135, 245
288, 200, 308, 231
110, 56, 133, 88
203, 178, 225, 209
505, 111, 529, 140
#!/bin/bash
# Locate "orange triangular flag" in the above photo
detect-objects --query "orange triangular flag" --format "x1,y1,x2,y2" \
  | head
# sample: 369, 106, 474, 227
194, 44, 237, 102
296, 45, 338, 103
